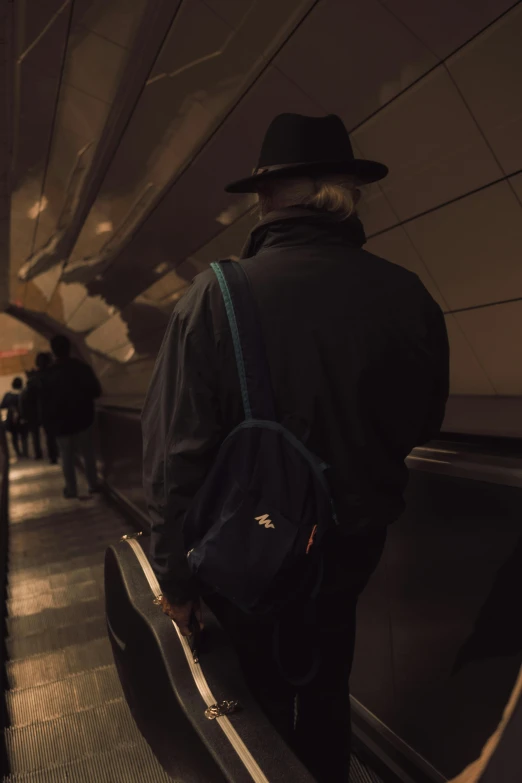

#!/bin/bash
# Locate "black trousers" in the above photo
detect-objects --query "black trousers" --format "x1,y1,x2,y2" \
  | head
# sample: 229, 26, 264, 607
44, 427, 59, 463
10, 426, 28, 458
207, 527, 387, 782
29, 425, 43, 459
27, 424, 58, 462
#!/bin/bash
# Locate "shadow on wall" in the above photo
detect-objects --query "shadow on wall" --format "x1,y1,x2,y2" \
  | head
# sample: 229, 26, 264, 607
453, 535, 522, 672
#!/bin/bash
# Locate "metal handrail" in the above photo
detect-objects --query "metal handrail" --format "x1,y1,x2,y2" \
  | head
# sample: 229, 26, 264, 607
0, 423, 10, 776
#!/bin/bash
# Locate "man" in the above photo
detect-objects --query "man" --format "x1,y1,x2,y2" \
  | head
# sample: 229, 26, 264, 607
142, 113, 449, 781
1, 377, 29, 458
23, 352, 59, 464
44, 335, 102, 498
22, 368, 43, 460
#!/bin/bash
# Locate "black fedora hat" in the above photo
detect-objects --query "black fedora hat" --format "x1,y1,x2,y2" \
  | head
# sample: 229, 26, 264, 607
225, 113, 388, 194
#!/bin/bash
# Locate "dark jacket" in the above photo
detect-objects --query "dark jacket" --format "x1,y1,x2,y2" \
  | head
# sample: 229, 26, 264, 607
142, 208, 449, 602
21, 372, 43, 426
40, 358, 102, 436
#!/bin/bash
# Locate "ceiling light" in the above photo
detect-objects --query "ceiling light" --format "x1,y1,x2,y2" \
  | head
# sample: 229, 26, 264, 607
27, 196, 48, 219
95, 221, 113, 235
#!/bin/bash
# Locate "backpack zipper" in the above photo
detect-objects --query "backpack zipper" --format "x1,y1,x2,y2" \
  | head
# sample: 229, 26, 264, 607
124, 537, 270, 783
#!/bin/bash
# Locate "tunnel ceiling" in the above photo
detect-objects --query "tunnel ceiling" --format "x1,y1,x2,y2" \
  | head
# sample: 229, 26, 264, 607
1, 0, 521, 404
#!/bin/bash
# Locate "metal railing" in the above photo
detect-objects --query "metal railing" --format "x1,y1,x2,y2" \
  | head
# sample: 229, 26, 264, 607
0, 422, 10, 776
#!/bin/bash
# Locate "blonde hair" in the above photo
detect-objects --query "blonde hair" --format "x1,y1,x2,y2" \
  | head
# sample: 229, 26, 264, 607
257, 176, 360, 220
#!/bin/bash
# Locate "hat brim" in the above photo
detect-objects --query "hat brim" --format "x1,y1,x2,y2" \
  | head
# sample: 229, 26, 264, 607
225, 158, 388, 194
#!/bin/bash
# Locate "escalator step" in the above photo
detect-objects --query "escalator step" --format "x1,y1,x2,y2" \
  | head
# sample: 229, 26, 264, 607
8, 519, 129, 550
6, 664, 122, 727
5, 698, 143, 774
6, 598, 105, 638
8, 510, 128, 538
8, 498, 106, 525
7, 533, 128, 569
351, 754, 385, 783
2, 740, 174, 782
8, 545, 114, 570
7, 565, 104, 599
8, 553, 105, 583
11, 506, 129, 545
6, 615, 106, 660
7, 581, 102, 617
6, 637, 114, 689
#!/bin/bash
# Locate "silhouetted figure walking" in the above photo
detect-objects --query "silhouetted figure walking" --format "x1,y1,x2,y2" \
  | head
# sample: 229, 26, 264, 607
1, 377, 29, 459
44, 336, 102, 498
23, 352, 59, 464
23, 370, 43, 460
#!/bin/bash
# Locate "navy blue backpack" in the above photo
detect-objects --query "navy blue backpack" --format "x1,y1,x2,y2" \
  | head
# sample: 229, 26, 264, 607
185, 261, 337, 615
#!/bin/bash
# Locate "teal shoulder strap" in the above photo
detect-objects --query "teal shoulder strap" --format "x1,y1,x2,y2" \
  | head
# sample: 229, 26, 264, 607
211, 261, 276, 422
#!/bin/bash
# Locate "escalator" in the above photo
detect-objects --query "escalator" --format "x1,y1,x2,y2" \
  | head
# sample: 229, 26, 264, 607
1, 459, 383, 782
2, 461, 172, 782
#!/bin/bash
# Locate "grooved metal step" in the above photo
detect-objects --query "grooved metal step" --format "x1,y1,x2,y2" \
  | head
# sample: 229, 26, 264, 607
6, 598, 105, 638
7, 580, 102, 617
9, 499, 108, 526
8, 553, 105, 583
6, 665, 122, 727
7, 507, 126, 533
2, 740, 175, 782
3, 465, 174, 780
8, 533, 128, 569
8, 539, 122, 567
7, 565, 105, 599
6, 637, 114, 689
5, 698, 143, 774
8, 517, 129, 547
351, 755, 384, 783
6, 615, 107, 660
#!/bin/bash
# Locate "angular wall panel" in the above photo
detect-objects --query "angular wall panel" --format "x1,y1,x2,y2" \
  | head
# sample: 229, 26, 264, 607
353, 67, 502, 221
447, 4, 522, 177
444, 315, 496, 395
404, 181, 522, 312
455, 301, 522, 395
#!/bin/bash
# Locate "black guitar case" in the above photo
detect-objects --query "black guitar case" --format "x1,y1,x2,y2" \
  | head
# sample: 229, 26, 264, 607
104, 533, 316, 783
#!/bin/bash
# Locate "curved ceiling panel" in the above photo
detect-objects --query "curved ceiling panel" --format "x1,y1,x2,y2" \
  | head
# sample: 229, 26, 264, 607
11, 0, 150, 317
0, 313, 49, 397
53, 0, 314, 314
1, 0, 521, 432
274, 0, 437, 125
447, 3, 522, 176
380, 0, 516, 59
11, 0, 70, 281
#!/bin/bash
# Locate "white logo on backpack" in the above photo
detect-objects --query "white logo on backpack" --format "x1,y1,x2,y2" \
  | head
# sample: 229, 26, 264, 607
255, 514, 275, 530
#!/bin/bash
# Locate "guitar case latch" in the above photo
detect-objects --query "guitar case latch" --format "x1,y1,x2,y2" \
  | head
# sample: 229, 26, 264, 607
205, 700, 240, 720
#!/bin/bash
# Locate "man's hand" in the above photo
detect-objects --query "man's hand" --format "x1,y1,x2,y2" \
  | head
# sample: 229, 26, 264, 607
160, 595, 203, 637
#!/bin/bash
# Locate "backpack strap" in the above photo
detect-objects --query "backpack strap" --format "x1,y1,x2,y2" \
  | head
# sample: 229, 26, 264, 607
211, 260, 276, 422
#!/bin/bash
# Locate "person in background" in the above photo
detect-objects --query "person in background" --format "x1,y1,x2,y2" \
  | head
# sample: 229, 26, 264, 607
23, 369, 43, 460
142, 113, 450, 781
43, 335, 102, 498
1, 377, 29, 459
23, 352, 58, 464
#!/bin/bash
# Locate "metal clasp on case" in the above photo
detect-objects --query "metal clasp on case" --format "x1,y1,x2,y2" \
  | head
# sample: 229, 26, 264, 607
205, 700, 240, 720
120, 532, 143, 541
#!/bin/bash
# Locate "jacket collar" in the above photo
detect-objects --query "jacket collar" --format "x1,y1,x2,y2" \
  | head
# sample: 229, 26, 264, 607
240, 206, 367, 259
